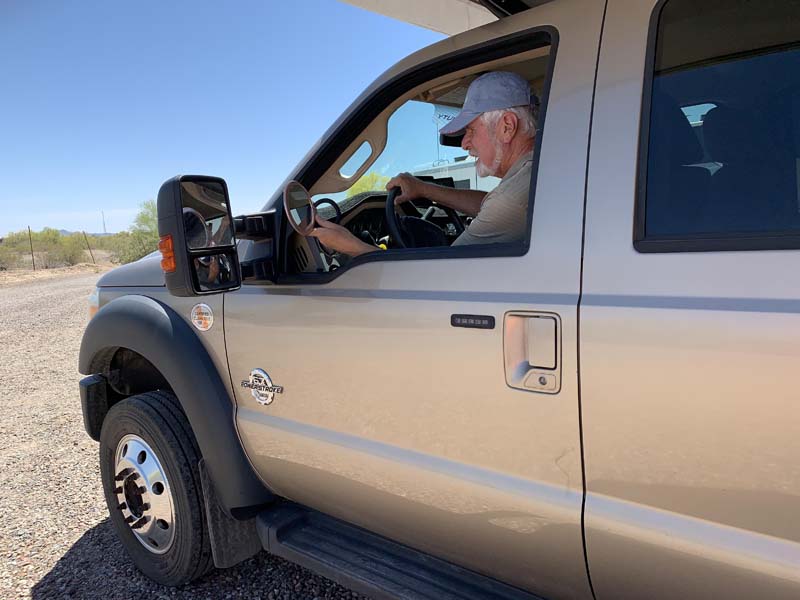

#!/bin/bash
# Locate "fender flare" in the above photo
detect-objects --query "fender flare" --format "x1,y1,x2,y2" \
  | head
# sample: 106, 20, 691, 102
79, 294, 272, 516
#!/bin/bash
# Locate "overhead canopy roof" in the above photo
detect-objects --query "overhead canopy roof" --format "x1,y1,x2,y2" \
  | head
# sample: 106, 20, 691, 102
339, 0, 496, 35
340, 0, 550, 34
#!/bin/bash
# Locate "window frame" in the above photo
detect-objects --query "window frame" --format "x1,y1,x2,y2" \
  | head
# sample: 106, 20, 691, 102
275, 26, 559, 284
633, 0, 800, 254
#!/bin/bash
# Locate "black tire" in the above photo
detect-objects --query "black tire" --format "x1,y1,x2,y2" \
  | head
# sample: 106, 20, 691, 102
99, 390, 213, 586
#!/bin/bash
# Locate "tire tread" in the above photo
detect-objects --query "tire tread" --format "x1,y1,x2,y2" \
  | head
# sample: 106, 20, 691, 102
100, 390, 213, 585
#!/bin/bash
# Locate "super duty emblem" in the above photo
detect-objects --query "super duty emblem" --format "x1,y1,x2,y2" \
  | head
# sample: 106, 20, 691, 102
241, 369, 284, 405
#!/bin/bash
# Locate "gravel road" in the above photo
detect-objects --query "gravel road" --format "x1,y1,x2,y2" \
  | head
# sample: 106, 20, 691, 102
0, 273, 363, 600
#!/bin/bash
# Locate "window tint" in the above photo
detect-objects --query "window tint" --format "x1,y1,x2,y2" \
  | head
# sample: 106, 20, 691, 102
641, 0, 800, 244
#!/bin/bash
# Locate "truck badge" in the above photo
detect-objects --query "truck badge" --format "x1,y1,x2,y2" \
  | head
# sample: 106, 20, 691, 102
241, 369, 284, 405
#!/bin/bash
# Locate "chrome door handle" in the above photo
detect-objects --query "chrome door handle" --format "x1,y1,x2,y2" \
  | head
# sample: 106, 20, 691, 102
504, 311, 561, 394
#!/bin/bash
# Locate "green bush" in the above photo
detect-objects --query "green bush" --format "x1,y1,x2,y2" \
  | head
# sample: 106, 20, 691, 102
53, 234, 88, 266
0, 244, 19, 270
0, 228, 86, 268
2, 199, 158, 268
100, 230, 157, 264
94, 200, 159, 264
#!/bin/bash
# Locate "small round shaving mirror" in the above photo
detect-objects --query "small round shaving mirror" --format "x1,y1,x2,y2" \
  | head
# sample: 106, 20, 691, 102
283, 181, 316, 236
182, 206, 210, 249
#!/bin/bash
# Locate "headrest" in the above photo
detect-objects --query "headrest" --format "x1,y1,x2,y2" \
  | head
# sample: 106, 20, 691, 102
649, 93, 704, 166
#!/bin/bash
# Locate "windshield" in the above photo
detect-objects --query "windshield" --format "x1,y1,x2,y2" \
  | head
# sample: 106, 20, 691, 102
314, 100, 499, 205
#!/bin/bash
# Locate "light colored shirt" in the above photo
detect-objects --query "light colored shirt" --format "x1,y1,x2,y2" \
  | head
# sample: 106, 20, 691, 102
452, 151, 533, 246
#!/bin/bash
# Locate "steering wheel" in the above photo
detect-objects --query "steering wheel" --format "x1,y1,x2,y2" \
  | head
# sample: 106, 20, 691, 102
385, 187, 466, 248
313, 198, 342, 224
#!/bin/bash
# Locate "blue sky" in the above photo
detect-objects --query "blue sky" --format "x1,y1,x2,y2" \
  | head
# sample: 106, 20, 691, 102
0, 1, 444, 236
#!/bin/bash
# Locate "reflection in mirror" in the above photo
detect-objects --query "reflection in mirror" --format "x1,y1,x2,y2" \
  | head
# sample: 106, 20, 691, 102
283, 181, 315, 235
193, 251, 236, 292
180, 181, 234, 249
339, 141, 372, 178
183, 207, 209, 249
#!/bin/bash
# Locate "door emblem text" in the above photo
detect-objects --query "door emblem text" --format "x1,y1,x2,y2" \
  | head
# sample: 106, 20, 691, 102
241, 369, 284, 405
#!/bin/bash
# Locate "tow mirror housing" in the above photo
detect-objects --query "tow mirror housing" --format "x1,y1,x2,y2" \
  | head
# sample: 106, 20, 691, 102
157, 175, 241, 297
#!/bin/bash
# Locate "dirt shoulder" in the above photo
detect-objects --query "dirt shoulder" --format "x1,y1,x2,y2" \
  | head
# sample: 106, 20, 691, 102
0, 263, 111, 288
0, 271, 361, 599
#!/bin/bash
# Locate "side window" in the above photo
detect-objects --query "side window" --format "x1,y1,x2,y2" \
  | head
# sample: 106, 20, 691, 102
303, 40, 553, 265
638, 0, 800, 248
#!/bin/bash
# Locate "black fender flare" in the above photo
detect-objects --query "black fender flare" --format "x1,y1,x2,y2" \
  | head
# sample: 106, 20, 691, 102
79, 294, 272, 516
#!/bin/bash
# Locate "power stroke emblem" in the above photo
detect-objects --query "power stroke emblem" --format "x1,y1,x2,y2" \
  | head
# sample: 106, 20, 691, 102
241, 369, 284, 405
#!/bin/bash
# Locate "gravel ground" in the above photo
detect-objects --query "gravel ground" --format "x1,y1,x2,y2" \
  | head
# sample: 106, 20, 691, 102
0, 272, 364, 599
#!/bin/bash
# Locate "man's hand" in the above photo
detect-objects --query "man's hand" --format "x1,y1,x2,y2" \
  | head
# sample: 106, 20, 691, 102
386, 172, 486, 218
308, 215, 377, 257
385, 173, 430, 205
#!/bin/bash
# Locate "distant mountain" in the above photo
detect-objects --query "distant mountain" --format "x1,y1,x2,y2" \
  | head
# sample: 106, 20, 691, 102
58, 229, 115, 237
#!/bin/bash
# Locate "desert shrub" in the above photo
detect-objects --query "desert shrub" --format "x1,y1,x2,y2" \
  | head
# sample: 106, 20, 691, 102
0, 244, 20, 270
102, 230, 157, 264
96, 200, 159, 264
0, 228, 86, 268
51, 234, 87, 266
3, 199, 158, 268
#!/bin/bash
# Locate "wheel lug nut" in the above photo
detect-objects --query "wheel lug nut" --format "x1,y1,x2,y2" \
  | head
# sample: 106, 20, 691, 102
129, 473, 139, 481
113, 487, 122, 494
125, 515, 135, 524
131, 517, 149, 530
141, 503, 150, 511
117, 502, 127, 511
114, 468, 130, 482
138, 486, 147, 494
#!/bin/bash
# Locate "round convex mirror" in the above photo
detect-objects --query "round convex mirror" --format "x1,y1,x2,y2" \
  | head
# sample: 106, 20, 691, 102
283, 181, 316, 236
183, 207, 210, 249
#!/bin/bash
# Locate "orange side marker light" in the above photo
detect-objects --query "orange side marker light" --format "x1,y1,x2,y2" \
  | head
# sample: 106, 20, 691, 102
159, 235, 176, 273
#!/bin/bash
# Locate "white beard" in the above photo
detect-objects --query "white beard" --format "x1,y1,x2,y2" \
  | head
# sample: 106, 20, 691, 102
475, 156, 494, 178
472, 137, 504, 178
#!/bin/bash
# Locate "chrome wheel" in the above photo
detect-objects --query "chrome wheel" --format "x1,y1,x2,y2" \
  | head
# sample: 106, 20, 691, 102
113, 434, 176, 554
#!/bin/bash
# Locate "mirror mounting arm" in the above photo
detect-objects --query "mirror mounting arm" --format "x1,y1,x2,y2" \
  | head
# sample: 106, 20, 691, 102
233, 210, 277, 241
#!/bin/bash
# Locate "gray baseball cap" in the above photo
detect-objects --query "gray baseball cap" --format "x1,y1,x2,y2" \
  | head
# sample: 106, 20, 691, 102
439, 71, 534, 136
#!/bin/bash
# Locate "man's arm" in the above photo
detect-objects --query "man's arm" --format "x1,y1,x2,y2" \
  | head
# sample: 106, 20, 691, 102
386, 173, 487, 218
308, 215, 377, 257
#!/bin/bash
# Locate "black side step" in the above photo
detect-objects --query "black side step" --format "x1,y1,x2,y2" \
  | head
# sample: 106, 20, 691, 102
255, 503, 545, 600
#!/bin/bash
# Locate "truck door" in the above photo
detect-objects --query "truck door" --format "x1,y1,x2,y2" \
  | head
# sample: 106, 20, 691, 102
581, 0, 800, 598
226, 1, 605, 597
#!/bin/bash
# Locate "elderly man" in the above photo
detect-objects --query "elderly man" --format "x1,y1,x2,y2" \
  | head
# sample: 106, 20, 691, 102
311, 71, 538, 256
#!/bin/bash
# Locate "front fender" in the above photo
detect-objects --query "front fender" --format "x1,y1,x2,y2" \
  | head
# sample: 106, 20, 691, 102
79, 294, 272, 516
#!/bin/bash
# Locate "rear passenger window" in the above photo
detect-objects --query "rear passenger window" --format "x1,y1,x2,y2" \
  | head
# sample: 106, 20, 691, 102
637, 0, 800, 250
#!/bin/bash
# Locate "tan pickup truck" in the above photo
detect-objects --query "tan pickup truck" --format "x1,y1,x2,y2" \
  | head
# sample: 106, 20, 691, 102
78, 1, 800, 598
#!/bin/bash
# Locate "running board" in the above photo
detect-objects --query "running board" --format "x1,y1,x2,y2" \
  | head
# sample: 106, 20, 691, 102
255, 503, 545, 600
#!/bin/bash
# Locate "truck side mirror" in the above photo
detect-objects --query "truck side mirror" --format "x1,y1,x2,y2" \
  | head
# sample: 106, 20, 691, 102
157, 175, 241, 297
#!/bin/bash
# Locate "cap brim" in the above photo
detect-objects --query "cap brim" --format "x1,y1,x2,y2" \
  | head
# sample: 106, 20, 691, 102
439, 109, 481, 136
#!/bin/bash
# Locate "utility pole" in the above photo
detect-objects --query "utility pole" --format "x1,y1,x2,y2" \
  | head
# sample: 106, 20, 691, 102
101, 210, 107, 234
28, 226, 35, 271
83, 231, 96, 264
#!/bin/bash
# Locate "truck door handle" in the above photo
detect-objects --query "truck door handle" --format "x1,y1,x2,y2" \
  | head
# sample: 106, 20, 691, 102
504, 312, 561, 394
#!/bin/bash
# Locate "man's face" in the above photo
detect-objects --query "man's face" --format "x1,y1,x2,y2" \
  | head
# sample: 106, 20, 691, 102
462, 115, 500, 178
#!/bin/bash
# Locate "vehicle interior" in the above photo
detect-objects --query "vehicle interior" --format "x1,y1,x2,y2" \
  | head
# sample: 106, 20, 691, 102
643, 3, 800, 238
282, 45, 552, 275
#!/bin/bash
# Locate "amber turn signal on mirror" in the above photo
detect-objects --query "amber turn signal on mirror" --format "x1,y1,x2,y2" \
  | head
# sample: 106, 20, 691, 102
158, 234, 176, 273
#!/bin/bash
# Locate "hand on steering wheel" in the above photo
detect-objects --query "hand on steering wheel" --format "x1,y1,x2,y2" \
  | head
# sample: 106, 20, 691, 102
313, 198, 342, 224
385, 187, 409, 248
385, 187, 465, 248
